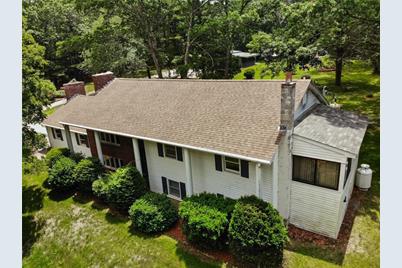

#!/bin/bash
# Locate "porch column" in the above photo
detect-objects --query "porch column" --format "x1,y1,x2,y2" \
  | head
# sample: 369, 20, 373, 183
94, 131, 104, 164
183, 148, 193, 196
63, 125, 74, 153
255, 163, 262, 198
272, 153, 279, 209
132, 138, 143, 175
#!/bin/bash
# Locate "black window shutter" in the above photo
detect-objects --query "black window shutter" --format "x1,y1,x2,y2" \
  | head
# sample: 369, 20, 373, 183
180, 182, 186, 199
157, 143, 164, 157
162, 177, 168, 194
176, 147, 183, 161
75, 133, 80, 145
51, 128, 56, 139
60, 130, 64, 141
240, 160, 249, 178
215, 155, 222, 171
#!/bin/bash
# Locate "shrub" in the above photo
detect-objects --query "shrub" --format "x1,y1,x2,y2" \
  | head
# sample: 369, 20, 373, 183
129, 192, 178, 233
73, 157, 104, 192
46, 156, 77, 191
45, 147, 70, 167
23, 158, 47, 175
244, 69, 255, 79
228, 196, 288, 267
92, 165, 147, 210
179, 193, 235, 249
69, 152, 85, 163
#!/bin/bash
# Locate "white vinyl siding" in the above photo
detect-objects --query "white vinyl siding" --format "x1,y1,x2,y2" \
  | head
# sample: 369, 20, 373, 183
46, 127, 92, 157
294, 90, 321, 119
144, 140, 273, 203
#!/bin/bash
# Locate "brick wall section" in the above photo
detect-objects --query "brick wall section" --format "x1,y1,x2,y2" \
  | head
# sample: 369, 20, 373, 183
62, 81, 86, 100
101, 135, 134, 165
86, 129, 98, 157
92, 71, 114, 92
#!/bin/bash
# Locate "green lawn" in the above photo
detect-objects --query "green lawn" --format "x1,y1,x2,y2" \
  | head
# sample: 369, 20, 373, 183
22, 171, 223, 267
236, 60, 380, 268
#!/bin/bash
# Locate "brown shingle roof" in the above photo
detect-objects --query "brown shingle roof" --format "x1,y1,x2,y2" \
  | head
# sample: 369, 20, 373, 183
43, 79, 311, 163
294, 105, 368, 154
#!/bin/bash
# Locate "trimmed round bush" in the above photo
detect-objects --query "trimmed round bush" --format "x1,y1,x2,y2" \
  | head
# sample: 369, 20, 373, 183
228, 195, 288, 267
45, 147, 70, 167
92, 165, 147, 210
129, 192, 178, 233
244, 69, 255, 79
47, 156, 77, 190
73, 157, 104, 192
179, 192, 235, 249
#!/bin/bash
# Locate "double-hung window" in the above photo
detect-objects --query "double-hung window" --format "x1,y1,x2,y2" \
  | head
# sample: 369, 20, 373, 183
164, 144, 177, 159
100, 132, 120, 146
52, 128, 63, 141
293, 155, 340, 190
161, 177, 186, 199
223, 156, 240, 174
75, 133, 88, 147
104, 155, 124, 169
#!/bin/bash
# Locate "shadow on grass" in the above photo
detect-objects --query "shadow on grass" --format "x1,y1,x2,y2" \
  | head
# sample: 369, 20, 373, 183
22, 185, 45, 213
175, 243, 223, 268
22, 215, 44, 257
47, 189, 75, 201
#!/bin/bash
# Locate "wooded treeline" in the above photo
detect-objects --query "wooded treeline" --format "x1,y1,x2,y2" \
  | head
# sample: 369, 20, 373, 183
22, 0, 379, 157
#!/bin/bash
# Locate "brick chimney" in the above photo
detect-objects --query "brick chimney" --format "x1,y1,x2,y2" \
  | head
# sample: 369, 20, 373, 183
92, 71, 114, 92
62, 80, 86, 100
279, 81, 296, 134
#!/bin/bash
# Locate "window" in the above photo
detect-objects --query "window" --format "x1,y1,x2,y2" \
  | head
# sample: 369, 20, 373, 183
168, 180, 181, 198
344, 158, 353, 188
52, 128, 63, 141
103, 155, 124, 169
224, 156, 240, 174
293, 155, 340, 190
75, 133, 88, 147
100, 132, 120, 146
164, 144, 177, 159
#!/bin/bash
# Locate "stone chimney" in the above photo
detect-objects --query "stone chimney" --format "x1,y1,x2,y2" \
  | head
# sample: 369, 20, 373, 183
279, 81, 296, 134
92, 71, 114, 92
62, 80, 86, 100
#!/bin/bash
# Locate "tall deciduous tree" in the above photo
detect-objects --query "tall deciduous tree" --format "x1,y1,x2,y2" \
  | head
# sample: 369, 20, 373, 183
22, 17, 56, 157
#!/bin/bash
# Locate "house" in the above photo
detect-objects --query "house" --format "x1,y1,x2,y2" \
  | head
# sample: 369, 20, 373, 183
42, 72, 368, 239
231, 50, 260, 68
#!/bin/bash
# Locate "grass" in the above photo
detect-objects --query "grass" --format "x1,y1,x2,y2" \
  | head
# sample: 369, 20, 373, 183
235, 60, 380, 268
22, 170, 223, 267
85, 82, 95, 94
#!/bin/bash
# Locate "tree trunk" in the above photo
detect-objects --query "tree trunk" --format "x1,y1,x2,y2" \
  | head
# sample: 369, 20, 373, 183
372, 56, 380, 74
146, 66, 151, 79
147, 37, 163, 79
224, 47, 231, 79
335, 47, 344, 86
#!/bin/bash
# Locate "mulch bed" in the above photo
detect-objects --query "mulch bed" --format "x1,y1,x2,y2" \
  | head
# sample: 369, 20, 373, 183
288, 187, 366, 253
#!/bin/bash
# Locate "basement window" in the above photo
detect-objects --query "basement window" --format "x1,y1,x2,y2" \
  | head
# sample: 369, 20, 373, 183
100, 132, 120, 146
224, 156, 240, 174
292, 155, 340, 190
52, 128, 63, 141
168, 180, 181, 198
103, 155, 124, 170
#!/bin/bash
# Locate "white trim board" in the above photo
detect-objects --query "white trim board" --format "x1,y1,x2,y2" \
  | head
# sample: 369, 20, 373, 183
59, 121, 273, 165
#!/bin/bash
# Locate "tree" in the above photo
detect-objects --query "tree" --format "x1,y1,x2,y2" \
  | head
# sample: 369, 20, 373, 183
23, 0, 86, 87
247, 32, 321, 77
22, 17, 56, 158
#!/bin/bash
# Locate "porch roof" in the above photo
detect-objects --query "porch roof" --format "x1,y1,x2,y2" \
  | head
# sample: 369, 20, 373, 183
294, 105, 369, 154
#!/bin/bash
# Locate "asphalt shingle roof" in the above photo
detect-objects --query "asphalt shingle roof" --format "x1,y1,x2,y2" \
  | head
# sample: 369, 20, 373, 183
43, 79, 312, 163
294, 104, 368, 154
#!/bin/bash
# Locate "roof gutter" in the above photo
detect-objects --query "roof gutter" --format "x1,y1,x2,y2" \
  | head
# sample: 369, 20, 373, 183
59, 121, 272, 165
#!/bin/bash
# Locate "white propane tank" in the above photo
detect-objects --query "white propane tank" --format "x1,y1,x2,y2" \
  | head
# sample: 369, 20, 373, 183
355, 164, 373, 191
